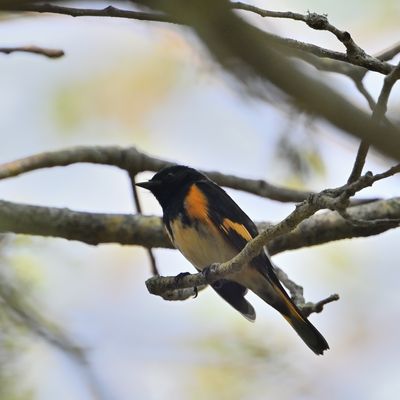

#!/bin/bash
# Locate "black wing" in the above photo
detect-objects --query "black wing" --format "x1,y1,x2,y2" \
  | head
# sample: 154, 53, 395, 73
197, 180, 276, 276
211, 279, 256, 321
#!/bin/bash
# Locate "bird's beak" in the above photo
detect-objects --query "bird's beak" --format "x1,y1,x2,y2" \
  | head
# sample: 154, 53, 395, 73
135, 180, 159, 190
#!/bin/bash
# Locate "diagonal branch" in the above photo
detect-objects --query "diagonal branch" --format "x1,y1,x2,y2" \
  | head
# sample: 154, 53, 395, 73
145, 166, 400, 301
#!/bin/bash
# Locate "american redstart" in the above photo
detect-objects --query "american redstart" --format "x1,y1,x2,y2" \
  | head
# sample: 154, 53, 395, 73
137, 165, 329, 355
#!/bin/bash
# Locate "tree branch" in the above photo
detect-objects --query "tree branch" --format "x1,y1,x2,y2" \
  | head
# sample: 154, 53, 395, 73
130, 0, 400, 161
3, 2, 396, 76
0, 45, 64, 58
0, 197, 398, 252
376, 42, 400, 62
0, 146, 314, 203
347, 61, 400, 184
4, 2, 400, 159
145, 166, 399, 301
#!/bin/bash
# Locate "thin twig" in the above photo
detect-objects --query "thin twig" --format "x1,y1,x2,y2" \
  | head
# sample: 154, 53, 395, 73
0, 45, 64, 58
3, 2, 396, 76
376, 42, 400, 62
373, 61, 400, 119
347, 62, 400, 184
7, 2, 173, 23
231, 2, 395, 74
301, 294, 340, 318
347, 141, 370, 184
353, 79, 376, 111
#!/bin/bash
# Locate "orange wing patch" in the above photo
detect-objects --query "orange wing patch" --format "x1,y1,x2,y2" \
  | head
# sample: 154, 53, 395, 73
221, 219, 252, 241
185, 184, 210, 222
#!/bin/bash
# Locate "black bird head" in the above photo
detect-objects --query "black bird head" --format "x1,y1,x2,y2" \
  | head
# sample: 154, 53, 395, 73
136, 165, 206, 209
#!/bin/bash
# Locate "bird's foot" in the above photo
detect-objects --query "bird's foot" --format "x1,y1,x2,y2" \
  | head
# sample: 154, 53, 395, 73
174, 272, 190, 284
201, 263, 219, 284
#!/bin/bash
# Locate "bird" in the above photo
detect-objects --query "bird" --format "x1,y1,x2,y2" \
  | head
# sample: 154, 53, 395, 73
136, 165, 329, 355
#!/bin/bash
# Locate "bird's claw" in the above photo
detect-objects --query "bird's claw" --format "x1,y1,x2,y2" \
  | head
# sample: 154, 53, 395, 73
174, 272, 190, 284
202, 264, 218, 284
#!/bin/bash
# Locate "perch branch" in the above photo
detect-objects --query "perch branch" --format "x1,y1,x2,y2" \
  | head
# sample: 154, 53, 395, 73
145, 167, 400, 301
0, 197, 398, 252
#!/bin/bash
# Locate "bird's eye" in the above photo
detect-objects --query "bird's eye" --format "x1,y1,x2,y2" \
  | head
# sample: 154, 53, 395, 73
167, 172, 174, 178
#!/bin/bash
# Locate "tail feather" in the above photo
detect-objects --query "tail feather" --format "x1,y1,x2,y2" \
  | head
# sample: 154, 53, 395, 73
275, 282, 329, 355
242, 269, 329, 355
284, 312, 329, 355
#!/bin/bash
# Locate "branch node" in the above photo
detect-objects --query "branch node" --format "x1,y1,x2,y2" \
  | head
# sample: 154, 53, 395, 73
305, 12, 328, 30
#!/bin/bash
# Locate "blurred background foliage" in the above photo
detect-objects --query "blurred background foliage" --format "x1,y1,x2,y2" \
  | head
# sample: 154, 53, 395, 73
0, 1, 399, 399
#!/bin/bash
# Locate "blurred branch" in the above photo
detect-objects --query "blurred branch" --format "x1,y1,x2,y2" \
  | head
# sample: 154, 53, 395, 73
0, 276, 108, 400
347, 62, 400, 183
0, 45, 64, 58
376, 42, 400, 62
373, 61, 400, 119
0, 197, 398, 253
5, 1, 395, 75
8, 2, 172, 23
3, 2, 400, 157
347, 141, 370, 184
130, 0, 400, 161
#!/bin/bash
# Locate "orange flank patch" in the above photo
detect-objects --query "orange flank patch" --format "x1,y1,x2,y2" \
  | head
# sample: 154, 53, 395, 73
185, 184, 210, 222
221, 219, 252, 241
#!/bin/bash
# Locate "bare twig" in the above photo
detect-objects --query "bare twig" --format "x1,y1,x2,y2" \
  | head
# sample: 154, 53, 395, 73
301, 294, 340, 318
0, 45, 64, 58
347, 141, 370, 184
376, 42, 400, 62
373, 61, 400, 119
7, 2, 172, 23
347, 61, 400, 184
353, 79, 376, 110
3, 2, 396, 76
231, 2, 395, 75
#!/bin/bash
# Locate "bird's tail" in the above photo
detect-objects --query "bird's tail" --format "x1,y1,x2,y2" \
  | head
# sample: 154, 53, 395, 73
243, 269, 329, 355
281, 301, 329, 355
